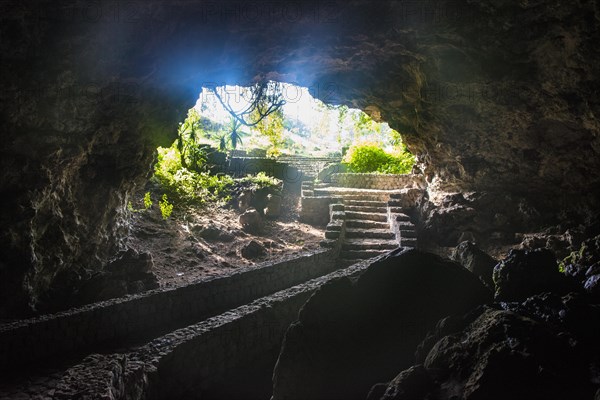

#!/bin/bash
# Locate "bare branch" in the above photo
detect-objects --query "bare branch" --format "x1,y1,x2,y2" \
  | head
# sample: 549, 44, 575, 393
211, 82, 286, 128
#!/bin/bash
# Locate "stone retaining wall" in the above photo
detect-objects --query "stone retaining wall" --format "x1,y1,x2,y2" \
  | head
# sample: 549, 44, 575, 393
227, 157, 303, 184
0, 249, 338, 372
330, 173, 426, 190
53, 258, 379, 400
300, 196, 342, 225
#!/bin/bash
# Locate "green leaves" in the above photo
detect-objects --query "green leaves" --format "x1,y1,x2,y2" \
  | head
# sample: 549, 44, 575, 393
342, 142, 415, 174
159, 194, 174, 220
143, 192, 153, 210
252, 108, 284, 157
153, 146, 234, 205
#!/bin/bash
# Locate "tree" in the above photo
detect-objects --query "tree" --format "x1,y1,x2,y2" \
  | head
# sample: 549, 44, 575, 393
336, 105, 349, 145
176, 108, 207, 171
253, 108, 284, 157
211, 81, 286, 149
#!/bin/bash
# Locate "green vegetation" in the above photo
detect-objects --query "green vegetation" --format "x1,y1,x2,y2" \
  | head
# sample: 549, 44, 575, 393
152, 145, 281, 213
146, 82, 418, 218
188, 83, 411, 157
153, 146, 234, 204
159, 194, 174, 220
128, 192, 154, 213
239, 172, 282, 194
143, 192, 152, 210
342, 142, 415, 174
254, 108, 285, 157
558, 243, 587, 273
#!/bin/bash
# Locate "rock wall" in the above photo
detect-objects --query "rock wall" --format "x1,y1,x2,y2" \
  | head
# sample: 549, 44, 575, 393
0, 249, 337, 372
271, 249, 492, 400
1, 0, 600, 315
51, 259, 373, 400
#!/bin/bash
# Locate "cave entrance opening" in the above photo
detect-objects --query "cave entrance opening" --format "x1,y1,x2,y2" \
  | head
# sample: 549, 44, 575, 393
148, 80, 415, 203
125, 81, 416, 288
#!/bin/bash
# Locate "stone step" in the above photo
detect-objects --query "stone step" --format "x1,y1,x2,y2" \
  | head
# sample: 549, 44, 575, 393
388, 207, 406, 214
313, 191, 391, 201
400, 238, 418, 247
399, 229, 418, 238
344, 200, 388, 207
344, 205, 387, 213
340, 249, 392, 260
345, 211, 388, 222
342, 240, 399, 251
394, 213, 411, 222
339, 193, 391, 199
397, 221, 416, 229
345, 229, 395, 239
345, 219, 390, 229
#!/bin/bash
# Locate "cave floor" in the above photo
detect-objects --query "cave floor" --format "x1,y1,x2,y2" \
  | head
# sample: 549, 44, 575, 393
127, 187, 324, 288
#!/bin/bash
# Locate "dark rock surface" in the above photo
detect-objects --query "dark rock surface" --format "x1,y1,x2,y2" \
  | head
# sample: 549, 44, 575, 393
73, 249, 159, 307
493, 248, 573, 301
240, 240, 267, 260
451, 241, 497, 289
192, 224, 235, 242
1, 0, 600, 317
239, 208, 263, 233
271, 249, 491, 400
375, 292, 600, 400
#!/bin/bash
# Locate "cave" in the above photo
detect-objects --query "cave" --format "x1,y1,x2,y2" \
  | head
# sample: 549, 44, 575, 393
2, 0, 600, 399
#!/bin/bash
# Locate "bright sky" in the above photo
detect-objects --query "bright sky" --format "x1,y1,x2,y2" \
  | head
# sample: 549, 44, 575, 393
192, 82, 399, 153
195, 83, 329, 127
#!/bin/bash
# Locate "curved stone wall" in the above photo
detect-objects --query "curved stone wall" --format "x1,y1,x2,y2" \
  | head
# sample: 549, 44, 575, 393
330, 173, 426, 190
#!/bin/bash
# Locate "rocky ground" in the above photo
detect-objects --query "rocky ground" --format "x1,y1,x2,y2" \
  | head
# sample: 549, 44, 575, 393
126, 186, 324, 288
272, 239, 600, 400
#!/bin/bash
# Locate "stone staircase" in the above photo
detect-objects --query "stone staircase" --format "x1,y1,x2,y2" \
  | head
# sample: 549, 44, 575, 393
315, 185, 419, 265
342, 199, 399, 262
277, 156, 341, 180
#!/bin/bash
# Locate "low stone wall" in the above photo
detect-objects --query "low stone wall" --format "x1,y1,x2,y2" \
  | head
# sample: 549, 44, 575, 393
300, 196, 342, 226
0, 249, 338, 372
227, 157, 303, 184
53, 259, 378, 400
330, 173, 426, 190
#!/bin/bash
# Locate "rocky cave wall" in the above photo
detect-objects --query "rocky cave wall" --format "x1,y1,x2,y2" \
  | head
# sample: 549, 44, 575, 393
1, 0, 600, 317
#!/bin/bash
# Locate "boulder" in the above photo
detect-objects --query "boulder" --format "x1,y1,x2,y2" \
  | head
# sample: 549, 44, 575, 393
271, 249, 492, 400
585, 274, 600, 299
451, 241, 497, 289
240, 240, 266, 259
239, 208, 262, 233
492, 248, 571, 301
375, 365, 433, 400
192, 224, 235, 242
376, 293, 600, 400
238, 190, 253, 213
561, 235, 600, 295
75, 249, 159, 305
264, 193, 282, 218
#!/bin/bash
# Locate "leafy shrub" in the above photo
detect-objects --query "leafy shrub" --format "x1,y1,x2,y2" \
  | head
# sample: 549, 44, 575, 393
342, 142, 415, 174
143, 192, 152, 209
159, 194, 174, 220
153, 146, 234, 204
239, 172, 282, 193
